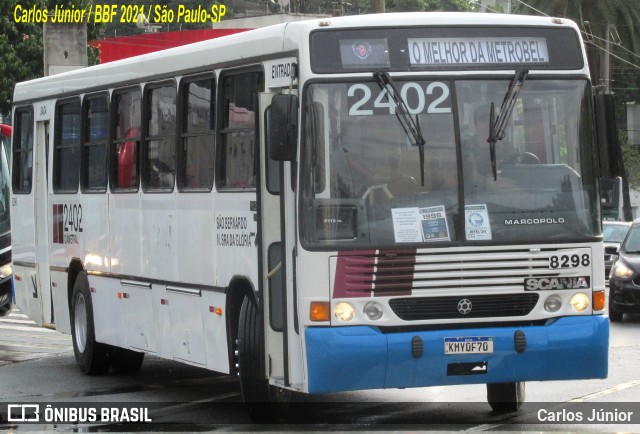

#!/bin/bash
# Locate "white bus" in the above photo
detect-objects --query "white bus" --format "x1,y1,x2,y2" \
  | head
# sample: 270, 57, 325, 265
11, 12, 609, 420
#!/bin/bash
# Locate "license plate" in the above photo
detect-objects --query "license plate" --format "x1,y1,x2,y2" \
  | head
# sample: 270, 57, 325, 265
444, 336, 494, 355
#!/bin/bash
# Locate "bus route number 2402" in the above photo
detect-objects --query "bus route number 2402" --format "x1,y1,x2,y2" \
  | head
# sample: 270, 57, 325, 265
63, 204, 83, 233
53, 203, 84, 245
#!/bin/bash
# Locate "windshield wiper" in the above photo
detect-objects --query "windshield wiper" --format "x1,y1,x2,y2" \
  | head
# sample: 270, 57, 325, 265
373, 70, 427, 186
488, 69, 528, 180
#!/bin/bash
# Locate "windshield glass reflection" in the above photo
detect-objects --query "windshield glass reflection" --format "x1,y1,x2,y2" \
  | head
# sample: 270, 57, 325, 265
301, 79, 599, 249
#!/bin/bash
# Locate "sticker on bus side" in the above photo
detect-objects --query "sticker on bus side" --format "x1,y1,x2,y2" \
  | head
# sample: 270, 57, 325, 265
215, 212, 256, 248
266, 57, 297, 88
52, 203, 83, 244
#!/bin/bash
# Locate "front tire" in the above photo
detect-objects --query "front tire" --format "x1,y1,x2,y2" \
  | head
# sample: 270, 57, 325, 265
237, 295, 292, 422
110, 347, 145, 374
487, 381, 525, 413
70, 272, 110, 375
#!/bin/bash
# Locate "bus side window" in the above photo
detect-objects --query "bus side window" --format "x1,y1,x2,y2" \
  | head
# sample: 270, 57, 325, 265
144, 83, 176, 191
111, 89, 141, 191
217, 69, 263, 189
12, 108, 34, 194
53, 99, 81, 193
179, 76, 215, 191
82, 94, 109, 192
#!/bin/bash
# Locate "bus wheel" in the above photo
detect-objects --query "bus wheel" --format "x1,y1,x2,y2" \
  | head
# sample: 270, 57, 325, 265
237, 295, 290, 422
70, 272, 110, 375
609, 301, 623, 322
110, 347, 145, 374
487, 381, 525, 413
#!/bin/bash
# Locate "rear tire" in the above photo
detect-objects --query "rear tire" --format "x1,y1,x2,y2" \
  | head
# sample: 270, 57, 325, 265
110, 347, 145, 374
237, 295, 291, 422
70, 272, 110, 375
487, 381, 525, 413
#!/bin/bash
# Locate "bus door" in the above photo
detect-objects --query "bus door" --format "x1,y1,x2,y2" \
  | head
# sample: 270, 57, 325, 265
258, 92, 303, 389
34, 119, 54, 327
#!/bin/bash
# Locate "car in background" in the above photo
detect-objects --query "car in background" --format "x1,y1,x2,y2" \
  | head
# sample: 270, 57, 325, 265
603, 221, 631, 285
609, 219, 640, 322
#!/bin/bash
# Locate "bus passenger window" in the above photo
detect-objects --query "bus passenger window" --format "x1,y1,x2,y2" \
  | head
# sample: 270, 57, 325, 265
144, 83, 176, 191
218, 70, 263, 189
111, 89, 141, 191
179, 77, 215, 191
12, 108, 34, 194
82, 94, 109, 192
54, 99, 81, 193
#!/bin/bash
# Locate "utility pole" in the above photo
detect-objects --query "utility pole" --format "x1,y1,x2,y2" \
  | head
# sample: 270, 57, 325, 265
371, 0, 384, 13
603, 22, 611, 94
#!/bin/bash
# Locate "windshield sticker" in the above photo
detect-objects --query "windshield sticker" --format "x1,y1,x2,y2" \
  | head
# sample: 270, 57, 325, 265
420, 205, 450, 242
392, 208, 423, 243
392, 205, 450, 243
465, 204, 492, 241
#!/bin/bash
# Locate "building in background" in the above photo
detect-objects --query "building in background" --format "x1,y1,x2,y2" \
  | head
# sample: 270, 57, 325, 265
44, 22, 88, 75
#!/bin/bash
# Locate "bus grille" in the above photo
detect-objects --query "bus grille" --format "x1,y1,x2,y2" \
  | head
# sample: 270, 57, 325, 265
332, 246, 588, 298
389, 293, 539, 320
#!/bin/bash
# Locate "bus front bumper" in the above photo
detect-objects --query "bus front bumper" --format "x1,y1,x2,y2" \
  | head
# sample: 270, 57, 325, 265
305, 316, 608, 394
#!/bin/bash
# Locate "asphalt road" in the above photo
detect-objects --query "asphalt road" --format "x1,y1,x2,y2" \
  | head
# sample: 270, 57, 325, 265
1, 309, 640, 432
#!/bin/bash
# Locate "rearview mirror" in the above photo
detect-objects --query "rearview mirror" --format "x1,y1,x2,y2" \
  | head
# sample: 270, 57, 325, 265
268, 94, 298, 161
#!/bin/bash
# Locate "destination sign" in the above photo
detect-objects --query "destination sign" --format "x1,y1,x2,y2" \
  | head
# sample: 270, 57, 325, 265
310, 27, 581, 73
408, 37, 549, 66
408, 38, 549, 65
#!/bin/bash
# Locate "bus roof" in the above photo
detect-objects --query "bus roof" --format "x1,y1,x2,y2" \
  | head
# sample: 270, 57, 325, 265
13, 12, 582, 105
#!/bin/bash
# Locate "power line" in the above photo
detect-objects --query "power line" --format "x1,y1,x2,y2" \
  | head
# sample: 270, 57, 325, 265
468, 0, 640, 73
511, 0, 640, 71
468, 0, 503, 15
582, 29, 640, 62
512, 0, 549, 17
585, 40, 640, 71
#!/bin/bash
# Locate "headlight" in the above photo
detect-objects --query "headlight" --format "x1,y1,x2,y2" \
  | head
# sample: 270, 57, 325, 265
544, 294, 562, 312
0, 264, 12, 279
570, 293, 590, 312
363, 301, 383, 320
612, 262, 634, 279
334, 302, 355, 322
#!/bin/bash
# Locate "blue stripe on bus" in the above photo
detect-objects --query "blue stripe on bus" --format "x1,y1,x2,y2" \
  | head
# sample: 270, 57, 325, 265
305, 316, 608, 394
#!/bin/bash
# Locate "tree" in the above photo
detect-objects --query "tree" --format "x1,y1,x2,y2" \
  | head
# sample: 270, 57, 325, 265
0, 0, 104, 117
513, 1, 640, 201
620, 130, 640, 189
349, 0, 474, 15
512, 0, 640, 94
0, 0, 43, 116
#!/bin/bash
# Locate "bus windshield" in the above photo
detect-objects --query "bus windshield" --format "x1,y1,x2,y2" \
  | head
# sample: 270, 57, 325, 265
301, 78, 599, 248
